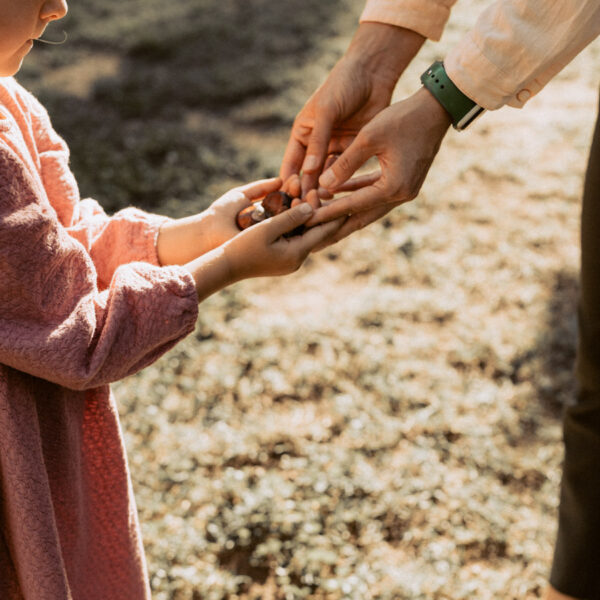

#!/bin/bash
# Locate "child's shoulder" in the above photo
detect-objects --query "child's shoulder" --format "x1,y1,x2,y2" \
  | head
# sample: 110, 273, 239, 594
0, 77, 38, 102
0, 77, 48, 122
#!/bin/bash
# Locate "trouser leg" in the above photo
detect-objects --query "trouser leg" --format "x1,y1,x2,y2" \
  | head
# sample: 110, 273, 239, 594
550, 93, 600, 599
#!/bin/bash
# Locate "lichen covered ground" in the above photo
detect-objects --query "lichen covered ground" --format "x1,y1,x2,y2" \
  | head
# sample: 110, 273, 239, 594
22, 1, 600, 597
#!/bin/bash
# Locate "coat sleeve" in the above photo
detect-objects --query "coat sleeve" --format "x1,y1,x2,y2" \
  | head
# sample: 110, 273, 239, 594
360, 0, 458, 41
22, 87, 174, 288
66, 199, 174, 290
445, 0, 600, 109
0, 146, 199, 391
359, 0, 600, 110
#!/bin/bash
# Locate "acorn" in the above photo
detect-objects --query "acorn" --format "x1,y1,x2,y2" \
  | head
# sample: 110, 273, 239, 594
236, 190, 304, 236
262, 190, 292, 215
236, 202, 266, 230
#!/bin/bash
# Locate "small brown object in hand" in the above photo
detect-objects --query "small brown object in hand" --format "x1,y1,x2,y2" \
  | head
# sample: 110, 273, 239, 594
235, 174, 319, 236
236, 190, 299, 234
235, 203, 266, 230
262, 190, 293, 215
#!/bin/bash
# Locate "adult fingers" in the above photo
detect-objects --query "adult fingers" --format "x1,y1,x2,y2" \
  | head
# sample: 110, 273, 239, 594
280, 131, 308, 181
301, 136, 355, 197
282, 174, 302, 199
316, 156, 339, 199
318, 135, 372, 193
301, 170, 321, 198
306, 183, 390, 227
317, 171, 380, 199
311, 203, 397, 252
326, 134, 356, 156
298, 111, 338, 197
301, 112, 335, 175
331, 170, 381, 193
304, 189, 321, 210
310, 216, 365, 252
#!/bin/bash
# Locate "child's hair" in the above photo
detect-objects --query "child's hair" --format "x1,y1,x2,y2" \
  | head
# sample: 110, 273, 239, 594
35, 30, 68, 45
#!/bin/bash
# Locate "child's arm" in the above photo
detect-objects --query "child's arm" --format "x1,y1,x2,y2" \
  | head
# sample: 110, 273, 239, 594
156, 178, 282, 267
0, 145, 340, 390
183, 199, 342, 302
67, 201, 171, 288
0, 147, 199, 390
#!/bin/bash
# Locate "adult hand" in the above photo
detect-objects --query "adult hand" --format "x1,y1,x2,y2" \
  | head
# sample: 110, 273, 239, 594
280, 23, 425, 196
307, 87, 452, 248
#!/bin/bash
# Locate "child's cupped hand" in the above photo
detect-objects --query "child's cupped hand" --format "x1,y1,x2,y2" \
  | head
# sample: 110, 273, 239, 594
158, 178, 283, 266
204, 177, 284, 249
182, 180, 344, 302
221, 200, 344, 281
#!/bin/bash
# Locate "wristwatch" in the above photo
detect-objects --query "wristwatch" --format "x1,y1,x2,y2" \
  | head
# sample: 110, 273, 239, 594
420, 61, 485, 131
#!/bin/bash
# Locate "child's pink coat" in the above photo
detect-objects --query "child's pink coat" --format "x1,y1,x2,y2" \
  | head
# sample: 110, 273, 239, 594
0, 77, 199, 599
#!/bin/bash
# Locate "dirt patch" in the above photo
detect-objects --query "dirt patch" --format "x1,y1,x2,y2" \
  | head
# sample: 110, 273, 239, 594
21, 0, 600, 598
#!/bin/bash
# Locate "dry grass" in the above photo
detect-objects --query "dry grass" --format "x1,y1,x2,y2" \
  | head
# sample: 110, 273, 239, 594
24, 0, 600, 597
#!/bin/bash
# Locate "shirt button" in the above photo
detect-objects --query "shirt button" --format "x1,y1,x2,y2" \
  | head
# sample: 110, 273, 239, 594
516, 89, 531, 103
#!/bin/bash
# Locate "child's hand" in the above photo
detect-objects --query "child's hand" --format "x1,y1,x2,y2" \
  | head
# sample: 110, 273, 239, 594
184, 201, 343, 302
157, 178, 282, 266
223, 203, 343, 281
205, 178, 283, 249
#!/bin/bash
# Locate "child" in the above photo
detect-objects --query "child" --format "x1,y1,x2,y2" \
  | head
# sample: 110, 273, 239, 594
0, 1, 342, 598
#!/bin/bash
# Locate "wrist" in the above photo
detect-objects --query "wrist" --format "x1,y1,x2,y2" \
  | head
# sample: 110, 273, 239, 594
157, 213, 212, 266
420, 61, 485, 130
184, 246, 234, 303
415, 86, 453, 133
346, 22, 425, 88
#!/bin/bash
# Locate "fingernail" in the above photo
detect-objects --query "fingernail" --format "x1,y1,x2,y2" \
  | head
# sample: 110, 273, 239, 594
299, 203, 313, 214
303, 155, 319, 172
319, 169, 336, 189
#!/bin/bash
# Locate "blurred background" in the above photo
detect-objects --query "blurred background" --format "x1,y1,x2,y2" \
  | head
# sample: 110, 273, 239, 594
20, 1, 600, 598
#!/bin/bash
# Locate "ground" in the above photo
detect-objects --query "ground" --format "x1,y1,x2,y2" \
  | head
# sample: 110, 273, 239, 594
21, 1, 600, 598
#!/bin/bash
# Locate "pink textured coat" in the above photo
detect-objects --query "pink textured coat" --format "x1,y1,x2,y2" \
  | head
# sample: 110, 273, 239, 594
0, 78, 199, 599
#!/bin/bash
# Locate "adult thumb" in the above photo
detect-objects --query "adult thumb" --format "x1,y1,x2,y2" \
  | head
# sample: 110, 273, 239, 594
318, 137, 371, 191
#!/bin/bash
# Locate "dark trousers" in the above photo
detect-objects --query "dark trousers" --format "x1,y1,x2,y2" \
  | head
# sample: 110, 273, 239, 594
550, 94, 600, 599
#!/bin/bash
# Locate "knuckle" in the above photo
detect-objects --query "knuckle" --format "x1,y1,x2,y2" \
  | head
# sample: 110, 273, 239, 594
353, 216, 368, 231
292, 121, 310, 139
335, 154, 353, 174
314, 98, 334, 115
397, 185, 416, 202
357, 128, 375, 148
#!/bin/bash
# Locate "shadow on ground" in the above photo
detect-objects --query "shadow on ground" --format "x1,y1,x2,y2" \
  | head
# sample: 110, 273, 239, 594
513, 270, 579, 417
19, 0, 356, 214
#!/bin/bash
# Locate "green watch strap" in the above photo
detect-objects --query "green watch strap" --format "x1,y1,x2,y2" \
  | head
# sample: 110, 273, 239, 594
420, 61, 484, 130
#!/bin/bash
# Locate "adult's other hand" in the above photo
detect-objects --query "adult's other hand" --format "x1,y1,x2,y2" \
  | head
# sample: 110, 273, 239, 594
280, 23, 425, 196
307, 87, 452, 247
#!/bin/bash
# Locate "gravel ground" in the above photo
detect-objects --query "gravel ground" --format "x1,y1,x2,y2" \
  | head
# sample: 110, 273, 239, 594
119, 34, 598, 600
22, 1, 600, 598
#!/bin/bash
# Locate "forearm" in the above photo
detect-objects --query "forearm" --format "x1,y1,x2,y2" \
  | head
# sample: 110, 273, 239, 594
184, 246, 235, 303
157, 211, 214, 266
344, 22, 426, 92
445, 0, 600, 110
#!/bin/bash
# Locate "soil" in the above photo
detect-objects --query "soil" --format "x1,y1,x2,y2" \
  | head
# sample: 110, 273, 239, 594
20, 0, 600, 598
